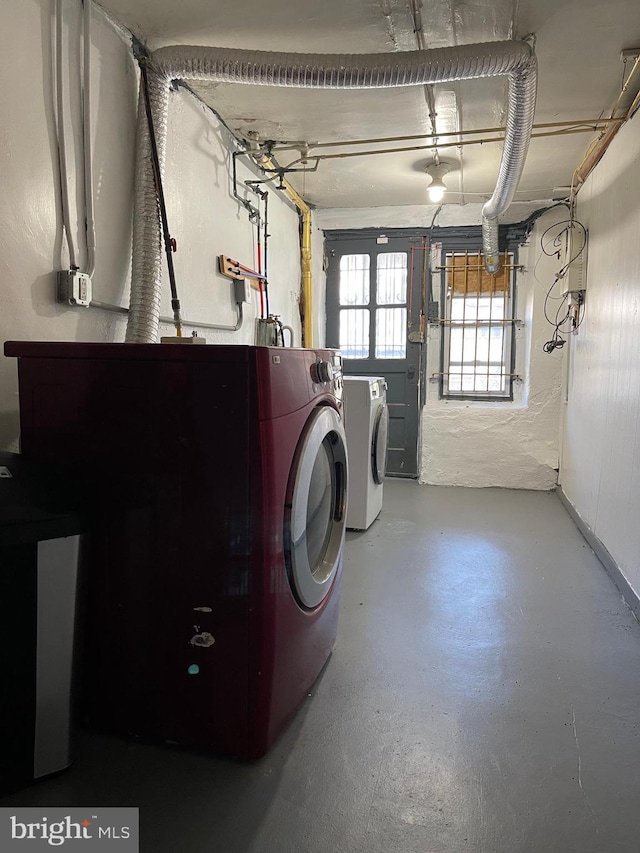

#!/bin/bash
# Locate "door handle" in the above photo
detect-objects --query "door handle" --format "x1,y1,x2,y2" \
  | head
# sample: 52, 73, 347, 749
407, 365, 416, 380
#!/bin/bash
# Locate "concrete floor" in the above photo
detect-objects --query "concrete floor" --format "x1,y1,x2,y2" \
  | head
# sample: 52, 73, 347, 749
3, 481, 640, 852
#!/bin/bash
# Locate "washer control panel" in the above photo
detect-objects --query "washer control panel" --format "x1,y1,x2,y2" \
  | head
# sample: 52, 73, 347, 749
310, 352, 343, 401
311, 359, 334, 384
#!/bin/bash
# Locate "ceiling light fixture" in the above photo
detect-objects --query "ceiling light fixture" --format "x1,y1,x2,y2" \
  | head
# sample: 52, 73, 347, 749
425, 162, 452, 203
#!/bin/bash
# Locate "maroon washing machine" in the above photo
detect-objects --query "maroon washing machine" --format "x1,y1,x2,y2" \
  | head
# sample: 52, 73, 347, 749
5, 342, 348, 759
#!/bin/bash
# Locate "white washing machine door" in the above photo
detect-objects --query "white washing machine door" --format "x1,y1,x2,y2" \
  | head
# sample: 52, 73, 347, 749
285, 405, 348, 610
371, 403, 389, 485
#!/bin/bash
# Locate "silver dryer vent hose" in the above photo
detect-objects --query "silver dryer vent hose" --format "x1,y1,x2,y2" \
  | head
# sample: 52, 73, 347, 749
126, 41, 537, 343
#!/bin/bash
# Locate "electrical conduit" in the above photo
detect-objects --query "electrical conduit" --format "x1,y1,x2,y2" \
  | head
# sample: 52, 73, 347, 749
126, 41, 536, 343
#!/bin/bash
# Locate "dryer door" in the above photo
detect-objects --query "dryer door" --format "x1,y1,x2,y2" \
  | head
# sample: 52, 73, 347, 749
371, 404, 389, 485
285, 406, 348, 610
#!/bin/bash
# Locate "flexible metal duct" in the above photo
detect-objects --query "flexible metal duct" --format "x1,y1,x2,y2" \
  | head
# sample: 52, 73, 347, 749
126, 41, 536, 342
126, 74, 169, 343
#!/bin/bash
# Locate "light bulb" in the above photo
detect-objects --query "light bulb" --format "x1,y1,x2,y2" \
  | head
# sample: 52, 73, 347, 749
428, 184, 446, 203
425, 162, 452, 203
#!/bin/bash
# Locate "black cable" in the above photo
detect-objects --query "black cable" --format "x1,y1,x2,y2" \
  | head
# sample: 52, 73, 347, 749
139, 58, 182, 334
543, 278, 568, 326
174, 79, 242, 145
540, 218, 587, 278
540, 217, 588, 354
425, 206, 441, 310
543, 331, 566, 353
544, 293, 585, 352
542, 279, 571, 354
554, 292, 572, 327
518, 201, 570, 241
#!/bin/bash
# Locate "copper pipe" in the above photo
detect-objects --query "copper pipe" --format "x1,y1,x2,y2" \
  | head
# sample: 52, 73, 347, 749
271, 117, 624, 153
573, 56, 640, 186
312, 126, 606, 162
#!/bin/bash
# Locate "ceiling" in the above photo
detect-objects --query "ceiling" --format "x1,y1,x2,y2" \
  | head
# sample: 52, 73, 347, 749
99, 0, 640, 210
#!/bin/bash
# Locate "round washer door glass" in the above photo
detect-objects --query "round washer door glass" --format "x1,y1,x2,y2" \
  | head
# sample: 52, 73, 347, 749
371, 404, 389, 485
285, 406, 347, 609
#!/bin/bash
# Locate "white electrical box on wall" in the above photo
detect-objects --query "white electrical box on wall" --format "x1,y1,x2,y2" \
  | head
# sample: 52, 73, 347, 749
560, 227, 588, 295
57, 270, 92, 306
234, 279, 251, 304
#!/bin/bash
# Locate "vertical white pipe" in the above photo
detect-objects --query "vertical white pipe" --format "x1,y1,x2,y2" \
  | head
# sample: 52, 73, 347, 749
55, 0, 78, 270
83, 0, 96, 278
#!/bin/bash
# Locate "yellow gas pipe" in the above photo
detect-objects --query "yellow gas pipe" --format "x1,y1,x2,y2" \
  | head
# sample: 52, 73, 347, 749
300, 211, 313, 350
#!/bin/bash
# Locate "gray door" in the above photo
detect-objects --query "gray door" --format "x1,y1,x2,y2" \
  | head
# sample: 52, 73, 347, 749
325, 234, 423, 478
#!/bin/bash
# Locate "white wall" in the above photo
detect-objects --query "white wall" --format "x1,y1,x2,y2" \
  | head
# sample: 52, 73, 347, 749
315, 203, 566, 488
160, 90, 301, 345
0, 0, 136, 449
0, 0, 303, 451
314, 201, 553, 232
560, 112, 640, 597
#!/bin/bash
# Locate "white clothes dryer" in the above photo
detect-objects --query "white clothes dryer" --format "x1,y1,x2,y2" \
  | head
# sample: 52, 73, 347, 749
343, 376, 388, 530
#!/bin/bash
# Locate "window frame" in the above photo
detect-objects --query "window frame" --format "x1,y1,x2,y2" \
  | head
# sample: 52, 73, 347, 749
439, 249, 517, 402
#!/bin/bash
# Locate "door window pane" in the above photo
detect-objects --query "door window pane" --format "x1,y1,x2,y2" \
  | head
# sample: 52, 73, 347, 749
375, 308, 406, 359
339, 309, 369, 359
376, 253, 407, 304
339, 255, 370, 305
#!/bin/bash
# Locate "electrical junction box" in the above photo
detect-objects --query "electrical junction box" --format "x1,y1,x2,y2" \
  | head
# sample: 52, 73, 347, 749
559, 228, 588, 295
234, 279, 251, 304
57, 270, 92, 307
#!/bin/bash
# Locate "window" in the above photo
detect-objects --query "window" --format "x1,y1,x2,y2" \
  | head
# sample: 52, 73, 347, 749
338, 252, 408, 359
441, 251, 515, 399
338, 254, 369, 358
375, 253, 407, 359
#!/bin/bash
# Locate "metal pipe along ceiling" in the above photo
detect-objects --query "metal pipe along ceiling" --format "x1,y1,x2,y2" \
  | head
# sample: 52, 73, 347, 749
126, 41, 537, 343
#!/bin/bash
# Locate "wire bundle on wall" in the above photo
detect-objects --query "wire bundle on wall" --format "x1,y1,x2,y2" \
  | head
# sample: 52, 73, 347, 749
541, 218, 587, 353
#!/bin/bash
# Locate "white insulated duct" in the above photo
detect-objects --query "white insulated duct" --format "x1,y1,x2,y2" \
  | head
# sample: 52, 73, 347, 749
128, 72, 169, 343
126, 41, 537, 343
